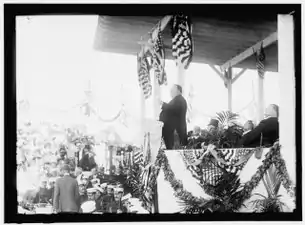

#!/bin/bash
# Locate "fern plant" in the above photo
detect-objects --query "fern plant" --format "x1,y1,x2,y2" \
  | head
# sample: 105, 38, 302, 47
249, 164, 287, 212
214, 111, 243, 148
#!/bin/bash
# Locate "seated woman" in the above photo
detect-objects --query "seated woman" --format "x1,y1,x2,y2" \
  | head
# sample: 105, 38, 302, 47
79, 146, 97, 172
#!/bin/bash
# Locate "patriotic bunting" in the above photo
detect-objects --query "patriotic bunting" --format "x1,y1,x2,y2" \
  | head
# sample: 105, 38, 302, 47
171, 14, 193, 69
151, 23, 167, 85
137, 52, 152, 99
133, 148, 144, 168
255, 44, 266, 79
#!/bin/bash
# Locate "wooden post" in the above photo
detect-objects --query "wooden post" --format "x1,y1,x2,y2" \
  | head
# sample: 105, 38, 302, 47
177, 64, 186, 94
278, 14, 295, 184
257, 74, 265, 122
227, 68, 233, 111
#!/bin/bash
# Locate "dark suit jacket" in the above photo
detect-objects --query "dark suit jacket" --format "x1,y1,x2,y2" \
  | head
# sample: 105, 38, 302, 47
53, 175, 80, 213
79, 154, 97, 171
159, 94, 187, 149
238, 117, 279, 148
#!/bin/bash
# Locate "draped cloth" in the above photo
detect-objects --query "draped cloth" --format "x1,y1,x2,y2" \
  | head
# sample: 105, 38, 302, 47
179, 146, 257, 186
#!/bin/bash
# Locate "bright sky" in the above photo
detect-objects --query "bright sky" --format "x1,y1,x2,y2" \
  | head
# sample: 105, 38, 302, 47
16, 15, 280, 130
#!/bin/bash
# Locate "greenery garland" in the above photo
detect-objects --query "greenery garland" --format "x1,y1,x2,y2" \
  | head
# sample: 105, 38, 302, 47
151, 141, 295, 213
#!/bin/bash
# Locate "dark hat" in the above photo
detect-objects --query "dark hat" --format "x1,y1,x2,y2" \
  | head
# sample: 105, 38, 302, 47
208, 119, 219, 127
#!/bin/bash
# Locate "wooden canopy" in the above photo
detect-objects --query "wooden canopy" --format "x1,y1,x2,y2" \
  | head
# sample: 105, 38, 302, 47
94, 15, 279, 72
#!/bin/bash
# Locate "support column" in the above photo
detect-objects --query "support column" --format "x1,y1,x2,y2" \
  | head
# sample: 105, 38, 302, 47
257, 73, 265, 122
177, 64, 186, 95
153, 74, 161, 120
278, 14, 296, 184
227, 68, 233, 111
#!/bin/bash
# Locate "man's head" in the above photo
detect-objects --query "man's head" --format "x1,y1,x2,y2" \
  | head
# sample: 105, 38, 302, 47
265, 104, 279, 118
87, 188, 96, 200
244, 120, 254, 132
207, 119, 219, 132
193, 126, 201, 135
170, 84, 183, 98
40, 178, 48, 188
62, 164, 70, 175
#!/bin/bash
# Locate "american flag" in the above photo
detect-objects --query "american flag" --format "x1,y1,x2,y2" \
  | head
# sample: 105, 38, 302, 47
133, 149, 144, 167
137, 53, 152, 99
152, 23, 167, 85
171, 14, 193, 69
255, 44, 266, 79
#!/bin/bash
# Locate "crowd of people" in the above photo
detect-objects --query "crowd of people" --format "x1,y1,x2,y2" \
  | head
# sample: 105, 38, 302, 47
18, 141, 135, 214
186, 104, 279, 150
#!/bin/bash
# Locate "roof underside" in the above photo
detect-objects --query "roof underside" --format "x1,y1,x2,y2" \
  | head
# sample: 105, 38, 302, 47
94, 15, 280, 72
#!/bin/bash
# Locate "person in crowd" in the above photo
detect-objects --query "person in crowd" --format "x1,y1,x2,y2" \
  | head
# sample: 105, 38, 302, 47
57, 146, 68, 165
86, 188, 97, 201
53, 164, 80, 213
159, 84, 188, 149
207, 119, 219, 133
243, 120, 255, 136
79, 188, 97, 213
109, 187, 127, 213
188, 126, 205, 149
22, 188, 38, 205
47, 177, 56, 204
79, 145, 97, 171
238, 104, 279, 148
78, 182, 88, 207
94, 186, 103, 212
33, 177, 50, 204
101, 184, 115, 213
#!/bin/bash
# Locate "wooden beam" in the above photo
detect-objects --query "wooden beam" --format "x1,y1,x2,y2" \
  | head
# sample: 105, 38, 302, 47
232, 68, 247, 84
209, 64, 225, 82
220, 32, 278, 72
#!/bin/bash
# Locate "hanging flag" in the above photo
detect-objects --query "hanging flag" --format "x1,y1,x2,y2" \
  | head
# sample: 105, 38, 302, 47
152, 23, 167, 85
224, 70, 229, 88
171, 14, 193, 69
137, 52, 152, 99
255, 44, 266, 79
133, 148, 144, 167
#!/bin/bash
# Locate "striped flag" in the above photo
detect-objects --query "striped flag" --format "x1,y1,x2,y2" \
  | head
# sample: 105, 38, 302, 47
255, 44, 266, 79
133, 149, 144, 167
171, 14, 193, 69
137, 53, 152, 99
152, 23, 167, 85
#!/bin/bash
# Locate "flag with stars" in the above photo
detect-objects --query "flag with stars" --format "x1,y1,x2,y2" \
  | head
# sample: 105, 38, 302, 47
152, 23, 167, 85
255, 44, 266, 79
171, 14, 193, 69
137, 52, 152, 99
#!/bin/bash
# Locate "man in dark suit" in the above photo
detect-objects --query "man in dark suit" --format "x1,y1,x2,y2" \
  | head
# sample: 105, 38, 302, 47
159, 84, 187, 149
53, 164, 80, 213
238, 104, 279, 148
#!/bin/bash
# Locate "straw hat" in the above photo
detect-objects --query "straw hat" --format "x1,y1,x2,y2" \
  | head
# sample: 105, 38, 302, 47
100, 183, 107, 188
86, 188, 97, 194
81, 200, 96, 213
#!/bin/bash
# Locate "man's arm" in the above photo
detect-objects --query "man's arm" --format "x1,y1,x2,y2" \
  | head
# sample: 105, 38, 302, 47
162, 97, 181, 116
74, 180, 80, 209
53, 180, 60, 212
239, 120, 266, 147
